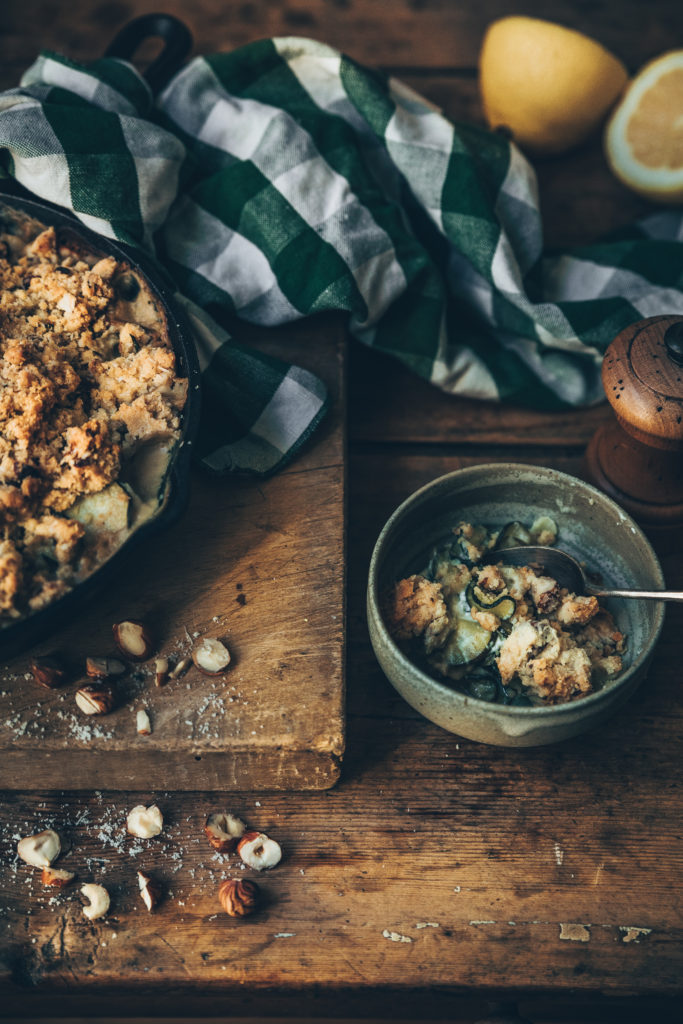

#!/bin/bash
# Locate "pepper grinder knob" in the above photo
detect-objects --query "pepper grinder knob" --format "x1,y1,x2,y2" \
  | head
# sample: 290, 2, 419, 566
584, 314, 683, 525
664, 321, 683, 365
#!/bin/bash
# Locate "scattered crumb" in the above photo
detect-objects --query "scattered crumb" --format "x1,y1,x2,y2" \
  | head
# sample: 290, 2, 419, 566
559, 922, 590, 942
619, 926, 652, 943
415, 922, 439, 929
554, 842, 564, 865
382, 929, 412, 943
273, 932, 295, 938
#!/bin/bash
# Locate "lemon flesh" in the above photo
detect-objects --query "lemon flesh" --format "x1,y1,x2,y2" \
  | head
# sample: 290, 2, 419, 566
479, 16, 628, 156
605, 50, 683, 203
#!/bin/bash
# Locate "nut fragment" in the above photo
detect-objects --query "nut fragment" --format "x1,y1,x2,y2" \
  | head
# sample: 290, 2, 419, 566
17, 829, 61, 868
237, 830, 282, 871
136, 709, 152, 735
137, 870, 163, 911
75, 683, 116, 715
204, 812, 246, 853
154, 657, 169, 687
42, 866, 76, 888
219, 878, 261, 917
169, 657, 191, 680
127, 804, 163, 838
81, 882, 110, 920
192, 637, 231, 676
30, 655, 68, 689
86, 656, 126, 678
112, 619, 154, 661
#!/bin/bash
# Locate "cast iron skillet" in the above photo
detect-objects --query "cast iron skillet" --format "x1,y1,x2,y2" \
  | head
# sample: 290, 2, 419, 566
0, 15, 201, 657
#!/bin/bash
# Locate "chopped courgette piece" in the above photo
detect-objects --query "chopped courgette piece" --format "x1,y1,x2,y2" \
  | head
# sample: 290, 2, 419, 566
530, 515, 558, 545
465, 583, 516, 620
495, 521, 531, 550
466, 582, 500, 609
466, 667, 500, 703
451, 522, 498, 565
115, 271, 140, 301
441, 617, 491, 666
66, 482, 130, 534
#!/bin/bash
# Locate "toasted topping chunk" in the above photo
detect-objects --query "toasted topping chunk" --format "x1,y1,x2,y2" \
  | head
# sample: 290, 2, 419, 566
384, 575, 449, 652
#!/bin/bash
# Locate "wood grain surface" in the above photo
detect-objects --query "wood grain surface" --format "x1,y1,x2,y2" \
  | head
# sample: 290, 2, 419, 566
1, 0, 683, 1020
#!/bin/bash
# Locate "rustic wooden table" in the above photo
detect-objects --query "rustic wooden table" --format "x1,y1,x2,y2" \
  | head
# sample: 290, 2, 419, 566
1, 2, 682, 1021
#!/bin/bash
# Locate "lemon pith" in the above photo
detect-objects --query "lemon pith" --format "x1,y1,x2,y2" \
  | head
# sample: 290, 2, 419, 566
605, 50, 683, 203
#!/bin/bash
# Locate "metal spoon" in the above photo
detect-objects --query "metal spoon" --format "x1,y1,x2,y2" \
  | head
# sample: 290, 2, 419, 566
494, 546, 682, 602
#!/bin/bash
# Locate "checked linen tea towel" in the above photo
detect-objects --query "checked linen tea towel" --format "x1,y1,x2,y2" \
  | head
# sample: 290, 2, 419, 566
2, 37, 683, 473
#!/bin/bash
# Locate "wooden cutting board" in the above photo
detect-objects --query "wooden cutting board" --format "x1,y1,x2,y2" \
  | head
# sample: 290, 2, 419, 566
0, 317, 345, 791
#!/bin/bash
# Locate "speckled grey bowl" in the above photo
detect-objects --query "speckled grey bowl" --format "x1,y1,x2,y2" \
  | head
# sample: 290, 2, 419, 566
367, 464, 666, 746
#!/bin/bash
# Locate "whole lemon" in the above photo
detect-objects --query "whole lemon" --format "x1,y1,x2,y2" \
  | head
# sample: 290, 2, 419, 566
479, 16, 628, 156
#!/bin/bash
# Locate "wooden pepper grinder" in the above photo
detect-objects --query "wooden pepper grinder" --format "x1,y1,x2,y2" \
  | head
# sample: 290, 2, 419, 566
584, 314, 683, 525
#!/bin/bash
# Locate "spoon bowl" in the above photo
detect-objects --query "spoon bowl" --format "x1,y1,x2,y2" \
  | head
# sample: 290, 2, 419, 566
496, 546, 682, 603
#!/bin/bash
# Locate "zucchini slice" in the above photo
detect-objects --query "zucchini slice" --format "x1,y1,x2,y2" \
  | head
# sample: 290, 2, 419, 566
442, 617, 492, 666
466, 667, 499, 703
466, 583, 515, 620
529, 515, 558, 545
495, 521, 531, 550
451, 523, 496, 565
66, 482, 131, 534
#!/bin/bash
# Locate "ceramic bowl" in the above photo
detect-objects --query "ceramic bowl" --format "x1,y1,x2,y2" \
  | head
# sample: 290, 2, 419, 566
367, 463, 666, 747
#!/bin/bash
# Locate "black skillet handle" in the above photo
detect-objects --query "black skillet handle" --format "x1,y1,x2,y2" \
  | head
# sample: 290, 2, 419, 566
104, 13, 193, 95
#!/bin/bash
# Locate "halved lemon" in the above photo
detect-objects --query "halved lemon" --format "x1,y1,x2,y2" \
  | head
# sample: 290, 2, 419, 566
605, 50, 683, 203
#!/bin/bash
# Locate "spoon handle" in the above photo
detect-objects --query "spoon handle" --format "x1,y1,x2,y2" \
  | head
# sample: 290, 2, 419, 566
587, 585, 683, 602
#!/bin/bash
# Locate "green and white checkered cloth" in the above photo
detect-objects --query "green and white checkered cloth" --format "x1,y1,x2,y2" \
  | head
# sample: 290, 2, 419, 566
2, 39, 683, 473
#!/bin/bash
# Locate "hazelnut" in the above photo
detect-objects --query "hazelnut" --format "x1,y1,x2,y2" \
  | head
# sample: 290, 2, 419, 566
169, 657, 191, 680
17, 829, 61, 868
154, 657, 169, 687
86, 656, 126, 678
137, 870, 163, 911
113, 619, 154, 661
81, 882, 110, 920
136, 709, 152, 735
127, 804, 163, 839
75, 683, 116, 715
218, 878, 261, 917
30, 655, 68, 689
42, 866, 76, 888
192, 637, 231, 676
204, 811, 246, 853
237, 831, 282, 871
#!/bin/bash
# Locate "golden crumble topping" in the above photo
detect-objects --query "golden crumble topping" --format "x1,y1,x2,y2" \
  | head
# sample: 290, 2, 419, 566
0, 205, 188, 623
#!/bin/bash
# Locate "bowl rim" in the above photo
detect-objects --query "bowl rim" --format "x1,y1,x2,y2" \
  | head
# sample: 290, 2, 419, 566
367, 462, 666, 718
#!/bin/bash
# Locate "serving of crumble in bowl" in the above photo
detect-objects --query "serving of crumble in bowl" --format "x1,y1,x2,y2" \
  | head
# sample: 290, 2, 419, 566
367, 464, 665, 746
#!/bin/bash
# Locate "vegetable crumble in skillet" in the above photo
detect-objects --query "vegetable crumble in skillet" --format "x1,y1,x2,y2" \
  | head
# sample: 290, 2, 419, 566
0, 203, 188, 626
